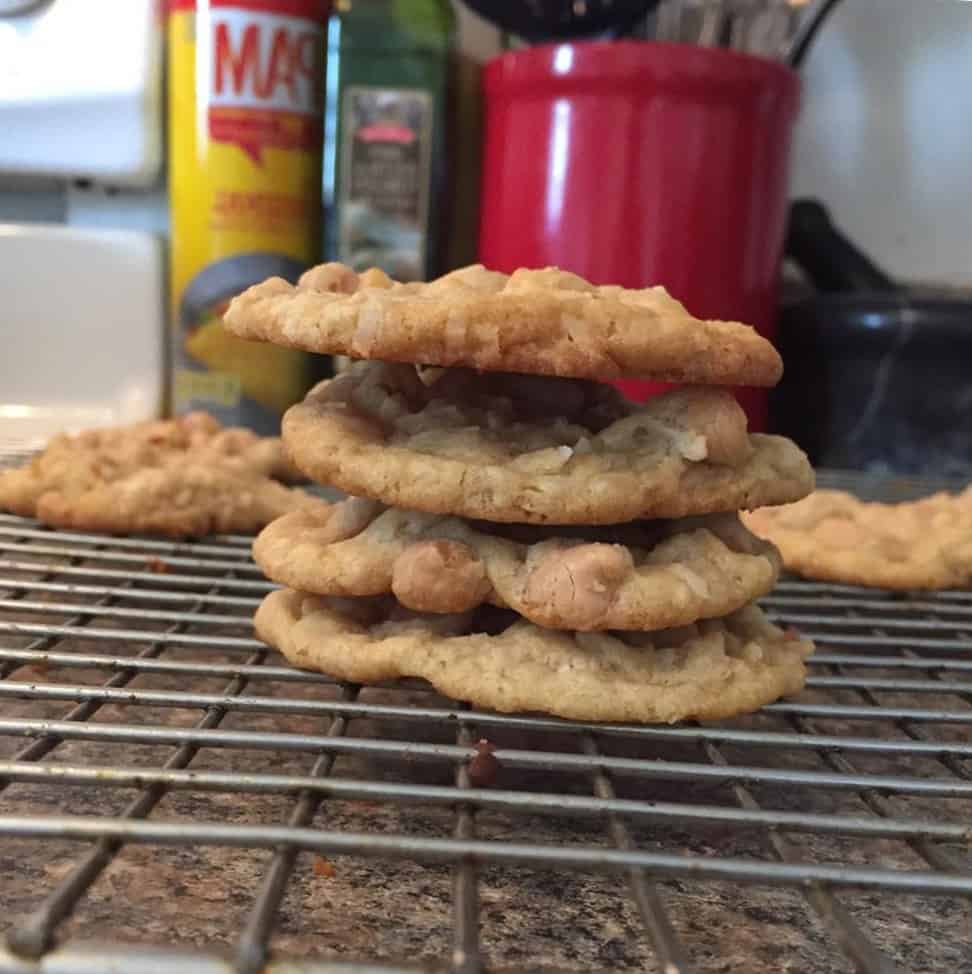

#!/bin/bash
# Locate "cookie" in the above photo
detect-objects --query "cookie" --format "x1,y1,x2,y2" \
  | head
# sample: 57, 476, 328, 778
255, 589, 813, 723
282, 362, 813, 524
254, 499, 782, 631
0, 412, 314, 537
34, 464, 319, 538
224, 261, 783, 386
743, 488, 972, 590
0, 412, 301, 518
81, 412, 301, 480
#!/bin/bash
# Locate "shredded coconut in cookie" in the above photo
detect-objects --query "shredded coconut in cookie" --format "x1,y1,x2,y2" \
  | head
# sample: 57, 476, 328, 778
224, 260, 783, 386
281, 361, 814, 524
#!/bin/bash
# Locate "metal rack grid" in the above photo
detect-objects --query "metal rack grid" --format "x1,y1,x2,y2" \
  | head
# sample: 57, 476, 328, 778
0, 467, 969, 972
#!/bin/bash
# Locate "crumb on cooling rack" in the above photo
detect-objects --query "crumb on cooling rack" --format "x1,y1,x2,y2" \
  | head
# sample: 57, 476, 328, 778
22, 657, 50, 679
312, 856, 336, 878
467, 739, 499, 788
146, 558, 170, 574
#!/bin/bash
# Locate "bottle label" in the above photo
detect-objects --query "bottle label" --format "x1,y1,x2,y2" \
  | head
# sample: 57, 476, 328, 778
208, 6, 323, 162
167, 0, 325, 433
338, 85, 433, 282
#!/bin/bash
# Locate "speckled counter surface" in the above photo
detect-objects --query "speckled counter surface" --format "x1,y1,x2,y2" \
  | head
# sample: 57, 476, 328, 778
0, 669, 969, 973
0, 516, 972, 974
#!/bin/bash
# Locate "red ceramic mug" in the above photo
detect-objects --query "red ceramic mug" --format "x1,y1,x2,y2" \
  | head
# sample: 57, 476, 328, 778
479, 40, 800, 431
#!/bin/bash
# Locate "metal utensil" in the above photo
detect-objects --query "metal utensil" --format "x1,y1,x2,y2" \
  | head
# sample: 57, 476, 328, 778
733, 0, 798, 57
461, 0, 660, 42
650, 0, 841, 64
697, 0, 729, 46
780, 0, 842, 67
652, 0, 683, 41
649, 0, 839, 65
652, 0, 730, 47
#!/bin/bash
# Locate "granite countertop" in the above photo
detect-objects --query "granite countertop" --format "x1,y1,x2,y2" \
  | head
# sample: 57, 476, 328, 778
0, 671, 969, 973
0, 581, 969, 973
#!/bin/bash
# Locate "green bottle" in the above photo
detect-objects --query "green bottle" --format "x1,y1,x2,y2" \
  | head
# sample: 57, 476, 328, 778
323, 0, 455, 282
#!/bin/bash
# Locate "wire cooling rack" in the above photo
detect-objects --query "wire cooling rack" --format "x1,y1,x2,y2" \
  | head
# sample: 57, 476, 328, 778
0, 464, 969, 973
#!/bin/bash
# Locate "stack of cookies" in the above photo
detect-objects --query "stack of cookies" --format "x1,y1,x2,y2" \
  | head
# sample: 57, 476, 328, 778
225, 263, 816, 724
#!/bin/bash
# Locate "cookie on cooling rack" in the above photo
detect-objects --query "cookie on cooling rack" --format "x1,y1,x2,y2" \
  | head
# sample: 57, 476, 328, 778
280, 361, 813, 525
255, 589, 813, 724
0, 412, 314, 537
224, 261, 783, 387
254, 499, 782, 631
34, 463, 321, 538
744, 488, 972, 590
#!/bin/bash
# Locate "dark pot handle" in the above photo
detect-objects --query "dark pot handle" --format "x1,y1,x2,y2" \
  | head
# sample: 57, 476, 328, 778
785, 198, 900, 294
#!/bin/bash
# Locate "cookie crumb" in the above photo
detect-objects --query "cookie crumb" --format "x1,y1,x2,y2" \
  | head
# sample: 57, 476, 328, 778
146, 558, 170, 574
312, 856, 335, 877
467, 739, 499, 788
24, 657, 50, 679
783, 626, 801, 641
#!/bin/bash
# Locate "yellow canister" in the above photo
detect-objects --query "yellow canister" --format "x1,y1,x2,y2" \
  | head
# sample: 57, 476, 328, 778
167, 0, 328, 432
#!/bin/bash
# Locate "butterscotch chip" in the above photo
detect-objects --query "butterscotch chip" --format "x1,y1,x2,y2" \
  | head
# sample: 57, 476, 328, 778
224, 261, 782, 386
0, 412, 316, 537
281, 362, 813, 524
255, 590, 813, 724
390, 538, 492, 613
254, 501, 782, 631
743, 488, 972, 590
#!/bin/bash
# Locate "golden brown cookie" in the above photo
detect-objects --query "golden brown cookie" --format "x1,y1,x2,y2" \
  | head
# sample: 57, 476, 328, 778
255, 589, 813, 723
78, 412, 302, 480
224, 261, 783, 386
0, 412, 301, 518
743, 488, 972, 590
0, 412, 314, 536
254, 499, 782, 631
36, 464, 319, 537
281, 362, 813, 524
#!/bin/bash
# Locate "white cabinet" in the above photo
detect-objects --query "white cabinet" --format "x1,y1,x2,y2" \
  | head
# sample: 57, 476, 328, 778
0, 0, 162, 186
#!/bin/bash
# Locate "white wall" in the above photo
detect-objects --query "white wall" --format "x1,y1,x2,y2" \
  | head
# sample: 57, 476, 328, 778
791, 0, 972, 286
3, 0, 971, 289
